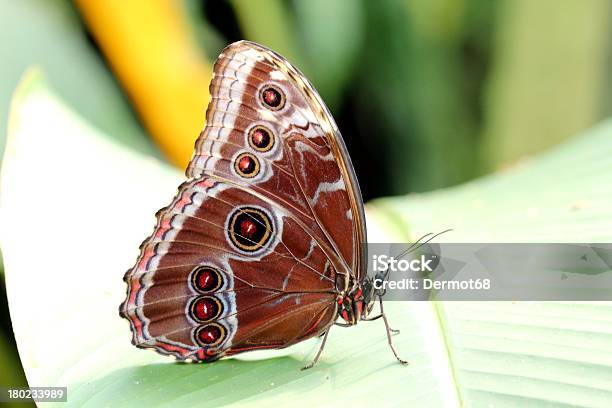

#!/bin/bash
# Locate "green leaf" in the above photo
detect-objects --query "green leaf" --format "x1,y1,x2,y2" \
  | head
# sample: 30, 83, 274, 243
2, 71, 612, 407
368, 114, 612, 405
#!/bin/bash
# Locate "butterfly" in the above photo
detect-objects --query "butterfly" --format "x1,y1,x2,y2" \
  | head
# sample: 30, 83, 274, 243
119, 40, 406, 369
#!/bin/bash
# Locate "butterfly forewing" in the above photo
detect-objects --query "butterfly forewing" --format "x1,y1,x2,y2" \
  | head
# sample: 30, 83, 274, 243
120, 41, 366, 362
188, 41, 366, 276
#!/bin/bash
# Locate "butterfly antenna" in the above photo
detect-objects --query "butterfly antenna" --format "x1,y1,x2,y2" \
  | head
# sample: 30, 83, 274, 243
404, 232, 433, 252
378, 232, 433, 280
377, 229, 453, 292
394, 228, 453, 261
393, 232, 433, 259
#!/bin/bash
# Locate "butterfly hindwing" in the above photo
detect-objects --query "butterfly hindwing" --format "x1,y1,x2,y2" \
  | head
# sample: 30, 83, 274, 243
121, 176, 338, 360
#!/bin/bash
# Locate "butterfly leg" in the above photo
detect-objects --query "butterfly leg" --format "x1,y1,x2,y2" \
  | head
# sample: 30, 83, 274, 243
301, 330, 330, 371
378, 296, 408, 365
363, 314, 401, 335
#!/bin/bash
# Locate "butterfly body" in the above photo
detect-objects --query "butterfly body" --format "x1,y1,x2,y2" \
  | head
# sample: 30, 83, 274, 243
120, 41, 402, 367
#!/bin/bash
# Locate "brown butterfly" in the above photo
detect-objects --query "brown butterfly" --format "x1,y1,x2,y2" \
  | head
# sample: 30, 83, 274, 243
119, 41, 406, 369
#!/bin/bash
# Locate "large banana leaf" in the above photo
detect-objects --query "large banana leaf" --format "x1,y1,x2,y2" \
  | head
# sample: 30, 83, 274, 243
1, 72, 611, 407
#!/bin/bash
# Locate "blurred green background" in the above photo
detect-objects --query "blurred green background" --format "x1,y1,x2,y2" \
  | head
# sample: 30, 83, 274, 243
1, 0, 611, 398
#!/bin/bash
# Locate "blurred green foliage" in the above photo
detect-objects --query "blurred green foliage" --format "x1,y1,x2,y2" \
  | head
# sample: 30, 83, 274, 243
481, 0, 612, 170
0, 0, 609, 215
0, 0, 599, 195
206, 0, 612, 194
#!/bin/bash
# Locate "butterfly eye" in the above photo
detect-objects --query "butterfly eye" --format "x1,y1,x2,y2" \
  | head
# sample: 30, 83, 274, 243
260, 85, 285, 110
194, 323, 226, 347
228, 207, 273, 253
248, 125, 275, 152
189, 296, 223, 322
190, 266, 223, 293
234, 153, 260, 178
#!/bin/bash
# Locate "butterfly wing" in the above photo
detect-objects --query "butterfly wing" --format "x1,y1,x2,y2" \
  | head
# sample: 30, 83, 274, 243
120, 41, 366, 361
188, 41, 367, 277
121, 177, 338, 360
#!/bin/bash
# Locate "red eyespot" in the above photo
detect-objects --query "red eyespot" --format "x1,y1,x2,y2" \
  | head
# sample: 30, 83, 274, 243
191, 266, 223, 293
260, 85, 285, 110
190, 296, 222, 322
195, 323, 225, 346
199, 326, 221, 343
234, 153, 259, 177
227, 207, 273, 253
240, 219, 257, 240
248, 126, 274, 152
238, 156, 255, 173
197, 271, 214, 291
